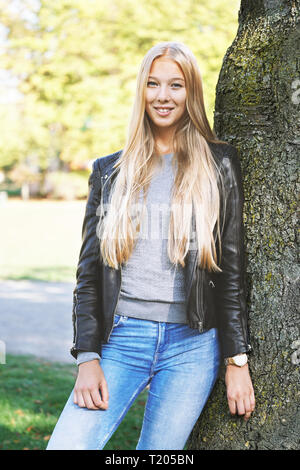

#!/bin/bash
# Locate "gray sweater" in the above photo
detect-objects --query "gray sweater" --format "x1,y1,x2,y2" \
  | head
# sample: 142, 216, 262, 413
77, 153, 187, 365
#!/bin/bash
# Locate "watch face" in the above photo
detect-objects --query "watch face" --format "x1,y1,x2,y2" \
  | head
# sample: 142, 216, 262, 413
234, 354, 247, 366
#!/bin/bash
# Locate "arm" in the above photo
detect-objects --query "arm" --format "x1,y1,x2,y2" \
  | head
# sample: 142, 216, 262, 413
215, 144, 251, 358
216, 145, 254, 419
70, 159, 108, 409
70, 159, 103, 359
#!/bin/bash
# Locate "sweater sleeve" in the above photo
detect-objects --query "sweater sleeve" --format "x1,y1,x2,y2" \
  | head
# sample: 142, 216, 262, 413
76, 351, 101, 366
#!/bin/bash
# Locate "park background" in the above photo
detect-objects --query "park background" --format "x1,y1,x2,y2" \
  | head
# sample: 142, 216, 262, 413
0, 0, 241, 450
0, 0, 239, 282
1, 0, 298, 452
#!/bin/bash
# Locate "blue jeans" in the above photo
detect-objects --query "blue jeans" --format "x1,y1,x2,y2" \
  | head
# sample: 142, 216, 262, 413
46, 314, 220, 450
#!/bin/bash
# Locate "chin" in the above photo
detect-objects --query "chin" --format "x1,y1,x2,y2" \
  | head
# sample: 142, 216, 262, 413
152, 117, 177, 127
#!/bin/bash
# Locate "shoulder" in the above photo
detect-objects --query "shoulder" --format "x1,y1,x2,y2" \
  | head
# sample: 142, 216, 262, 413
93, 149, 123, 174
208, 140, 242, 180
207, 141, 239, 166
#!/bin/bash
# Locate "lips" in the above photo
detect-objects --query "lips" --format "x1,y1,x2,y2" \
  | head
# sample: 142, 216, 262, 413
154, 107, 174, 116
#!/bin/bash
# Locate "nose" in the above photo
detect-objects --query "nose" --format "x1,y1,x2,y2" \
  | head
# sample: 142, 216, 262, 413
156, 84, 170, 102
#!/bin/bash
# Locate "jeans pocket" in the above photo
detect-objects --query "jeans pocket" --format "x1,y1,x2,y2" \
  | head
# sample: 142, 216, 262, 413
112, 314, 128, 329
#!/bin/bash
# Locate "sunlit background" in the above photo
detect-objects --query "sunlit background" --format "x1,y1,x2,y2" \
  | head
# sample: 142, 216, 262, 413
0, 0, 240, 282
0, 0, 241, 451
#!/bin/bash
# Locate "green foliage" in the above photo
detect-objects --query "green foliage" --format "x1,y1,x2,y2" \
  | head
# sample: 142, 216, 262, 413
0, 0, 240, 176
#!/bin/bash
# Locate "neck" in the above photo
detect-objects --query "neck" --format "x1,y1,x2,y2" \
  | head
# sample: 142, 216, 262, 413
153, 128, 175, 155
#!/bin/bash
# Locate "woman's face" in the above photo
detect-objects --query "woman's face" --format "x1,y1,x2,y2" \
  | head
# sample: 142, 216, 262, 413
145, 56, 187, 133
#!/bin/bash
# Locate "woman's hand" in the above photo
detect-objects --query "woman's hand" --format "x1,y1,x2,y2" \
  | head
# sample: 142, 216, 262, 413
225, 363, 255, 421
73, 360, 109, 410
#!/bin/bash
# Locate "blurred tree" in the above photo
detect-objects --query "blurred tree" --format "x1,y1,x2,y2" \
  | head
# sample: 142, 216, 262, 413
188, 0, 300, 450
0, 0, 240, 176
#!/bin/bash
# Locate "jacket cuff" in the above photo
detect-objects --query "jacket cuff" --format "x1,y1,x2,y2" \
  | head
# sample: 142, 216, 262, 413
219, 339, 252, 360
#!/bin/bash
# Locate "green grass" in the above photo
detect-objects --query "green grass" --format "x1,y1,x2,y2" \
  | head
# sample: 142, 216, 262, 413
0, 199, 86, 282
0, 354, 149, 450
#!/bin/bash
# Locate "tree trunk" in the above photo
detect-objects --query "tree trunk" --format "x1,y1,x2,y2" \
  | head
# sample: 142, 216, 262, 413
188, 0, 299, 450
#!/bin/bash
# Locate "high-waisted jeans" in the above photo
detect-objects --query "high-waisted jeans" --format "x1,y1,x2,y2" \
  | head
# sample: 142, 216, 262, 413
46, 314, 220, 450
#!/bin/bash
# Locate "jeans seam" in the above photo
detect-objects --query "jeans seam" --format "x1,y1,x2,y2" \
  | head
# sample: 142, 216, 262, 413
95, 378, 150, 450
149, 322, 163, 378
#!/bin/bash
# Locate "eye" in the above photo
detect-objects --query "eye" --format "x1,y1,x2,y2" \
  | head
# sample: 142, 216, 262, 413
147, 81, 158, 87
171, 83, 183, 88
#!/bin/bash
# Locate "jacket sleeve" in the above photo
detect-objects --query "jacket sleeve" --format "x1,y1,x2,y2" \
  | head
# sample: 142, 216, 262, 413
215, 145, 252, 359
70, 159, 102, 360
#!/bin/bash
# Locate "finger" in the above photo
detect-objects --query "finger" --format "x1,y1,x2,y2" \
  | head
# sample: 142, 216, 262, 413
82, 390, 99, 410
236, 398, 245, 416
250, 390, 256, 411
227, 397, 237, 415
99, 382, 109, 404
90, 388, 107, 409
243, 397, 252, 421
73, 389, 78, 404
76, 391, 86, 408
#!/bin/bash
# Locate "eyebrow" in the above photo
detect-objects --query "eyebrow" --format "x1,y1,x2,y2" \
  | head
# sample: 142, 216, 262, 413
148, 76, 185, 82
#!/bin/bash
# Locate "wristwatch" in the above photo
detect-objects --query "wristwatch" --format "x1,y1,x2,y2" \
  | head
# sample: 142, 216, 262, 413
224, 353, 248, 367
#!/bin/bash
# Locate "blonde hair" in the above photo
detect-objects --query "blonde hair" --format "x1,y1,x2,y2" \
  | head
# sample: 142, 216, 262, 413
98, 41, 226, 272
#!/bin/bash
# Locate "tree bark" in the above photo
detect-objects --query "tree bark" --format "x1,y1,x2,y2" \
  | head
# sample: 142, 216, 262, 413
188, 0, 299, 450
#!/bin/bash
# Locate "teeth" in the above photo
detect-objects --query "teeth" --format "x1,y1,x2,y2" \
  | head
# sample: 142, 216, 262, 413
157, 108, 171, 113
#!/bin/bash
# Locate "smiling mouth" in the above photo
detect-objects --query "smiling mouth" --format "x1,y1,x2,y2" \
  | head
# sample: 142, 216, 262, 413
154, 107, 174, 116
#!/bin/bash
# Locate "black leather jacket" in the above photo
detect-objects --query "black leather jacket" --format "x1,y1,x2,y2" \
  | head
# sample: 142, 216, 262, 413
70, 142, 252, 361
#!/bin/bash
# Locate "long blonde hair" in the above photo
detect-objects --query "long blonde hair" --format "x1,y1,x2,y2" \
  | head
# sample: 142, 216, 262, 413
98, 41, 226, 272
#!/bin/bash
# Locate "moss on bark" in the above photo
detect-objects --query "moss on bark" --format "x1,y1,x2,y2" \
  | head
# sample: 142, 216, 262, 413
187, 0, 300, 450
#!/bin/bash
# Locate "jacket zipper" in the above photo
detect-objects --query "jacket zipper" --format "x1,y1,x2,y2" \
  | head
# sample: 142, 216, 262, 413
106, 265, 122, 342
196, 268, 204, 332
73, 291, 78, 346
100, 167, 119, 219
187, 251, 198, 301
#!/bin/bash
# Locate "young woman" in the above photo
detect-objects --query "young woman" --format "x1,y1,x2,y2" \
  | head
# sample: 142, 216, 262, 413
47, 41, 255, 451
